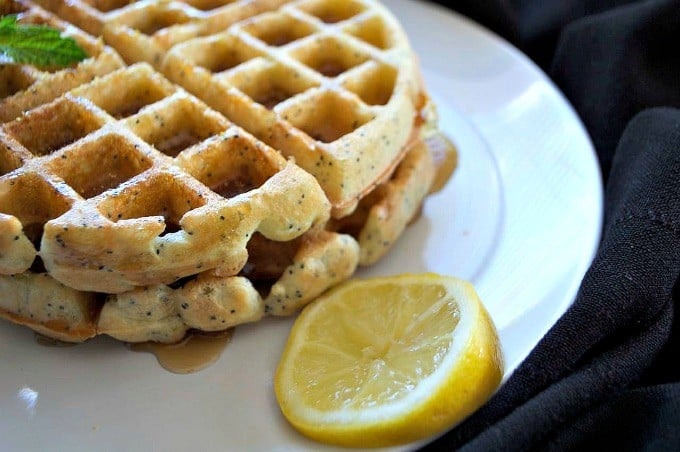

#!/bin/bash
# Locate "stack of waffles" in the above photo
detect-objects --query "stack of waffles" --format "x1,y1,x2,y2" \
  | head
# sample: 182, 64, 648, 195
0, 0, 457, 343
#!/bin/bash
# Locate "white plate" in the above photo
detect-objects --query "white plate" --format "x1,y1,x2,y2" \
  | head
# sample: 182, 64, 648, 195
0, 1, 603, 450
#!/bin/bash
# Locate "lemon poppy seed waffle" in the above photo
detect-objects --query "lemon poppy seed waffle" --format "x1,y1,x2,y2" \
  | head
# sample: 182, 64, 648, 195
161, 0, 426, 217
35, 0, 432, 215
33, 0, 292, 66
30, 0, 455, 254
0, 0, 457, 343
0, 61, 355, 342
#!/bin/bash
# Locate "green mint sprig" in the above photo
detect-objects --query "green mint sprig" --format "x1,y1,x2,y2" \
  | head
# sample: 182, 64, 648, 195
0, 15, 88, 67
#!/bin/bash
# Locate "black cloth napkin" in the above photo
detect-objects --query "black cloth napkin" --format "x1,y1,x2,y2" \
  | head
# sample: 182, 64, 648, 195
422, 0, 680, 450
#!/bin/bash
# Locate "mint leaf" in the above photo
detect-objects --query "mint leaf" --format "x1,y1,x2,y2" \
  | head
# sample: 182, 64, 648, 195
0, 15, 88, 67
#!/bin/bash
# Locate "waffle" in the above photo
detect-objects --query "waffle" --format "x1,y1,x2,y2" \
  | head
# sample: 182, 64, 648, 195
162, 2, 425, 217
33, 0, 291, 66
0, 61, 353, 342
34, 0, 427, 215
330, 136, 435, 266
0, 0, 457, 343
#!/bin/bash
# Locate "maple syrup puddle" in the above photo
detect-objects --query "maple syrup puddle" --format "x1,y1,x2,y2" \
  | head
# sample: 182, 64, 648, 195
426, 131, 459, 193
35, 329, 234, 374
129, 329, 234, 374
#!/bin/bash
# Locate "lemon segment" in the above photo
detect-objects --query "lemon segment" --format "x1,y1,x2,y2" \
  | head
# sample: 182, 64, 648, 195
274, 273, 503, 448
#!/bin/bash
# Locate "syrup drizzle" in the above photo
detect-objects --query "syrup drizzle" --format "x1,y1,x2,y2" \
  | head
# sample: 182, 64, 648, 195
129, 329, 234, 374
35, 330, 234, 374
426, 132, 458, 193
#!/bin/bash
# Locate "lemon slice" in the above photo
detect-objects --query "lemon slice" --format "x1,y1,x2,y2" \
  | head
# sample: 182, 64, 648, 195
274, 273, 503, 448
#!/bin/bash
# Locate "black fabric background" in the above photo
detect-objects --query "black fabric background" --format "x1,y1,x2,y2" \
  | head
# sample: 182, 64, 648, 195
420, 0, 680, 450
